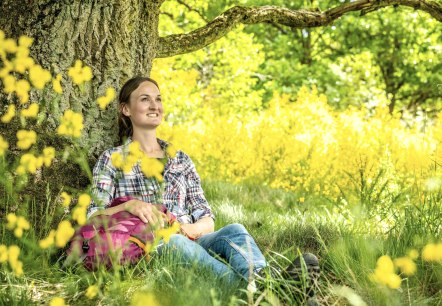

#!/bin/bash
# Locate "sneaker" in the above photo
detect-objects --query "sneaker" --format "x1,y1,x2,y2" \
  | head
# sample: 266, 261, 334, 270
283, 253, 320, 298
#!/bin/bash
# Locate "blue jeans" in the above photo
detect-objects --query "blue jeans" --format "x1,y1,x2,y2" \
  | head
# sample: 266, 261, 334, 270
157, 223, 267, 283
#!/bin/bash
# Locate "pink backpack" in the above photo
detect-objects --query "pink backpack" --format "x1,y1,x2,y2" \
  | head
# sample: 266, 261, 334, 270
65, 196, 176, 271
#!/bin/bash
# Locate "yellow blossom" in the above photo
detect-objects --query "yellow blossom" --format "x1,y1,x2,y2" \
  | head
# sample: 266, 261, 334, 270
52, 73, 63, 94
13, 52, 34, 74
0, 136, 8, 156
78, 194, 91, 208
20, 103, 39, 118
39, 230, 56, 249
42, 146, 56, 167
72, 207, 87, 226
299, 197, 305, 203
6, 214, 30, 238
3, 38, 17, 53
8, 245, 23, 276
16, 153, 39, 174
16, 129, 37, 150
1, 104, 16, 123
140, 156, 164, 182
15, 79, 31, 104
408, 249, 419, 260
3, 74, 16, 93
55, 220, 75, 248
166, 144, 178, 158
18, 35, 33, 48
131, 291, 160, 306
0, 59, 13, 78
85, 285, 99, 299
394, 257, 417, 276
0, 245, 8, 263
68, 60, 93, 85
29, 64, 52, 89
49, 297, 68, 306
422, 243, 442, 262
97, 87, 116, 109
371, 255, 401, 289
57, 110, 84, 138
111, 152, 124, 168
156, 222, 180, 243
6, 213, 17, 229
60, 192, 71, 207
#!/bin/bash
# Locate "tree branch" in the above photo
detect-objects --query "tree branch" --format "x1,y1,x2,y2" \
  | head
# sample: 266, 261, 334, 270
157, 0, 442, 58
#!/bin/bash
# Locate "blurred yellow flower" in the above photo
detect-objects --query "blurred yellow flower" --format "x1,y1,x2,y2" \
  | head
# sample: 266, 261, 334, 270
0, 136, 8, 156
85, 285, 99, 299
49, 297, 68, 306
422, 243, 442, 262
8, 245, 23, 276
156, 222, 180, 243
299, 197, 305, 203
3, 38, 17, 53
97, 87, 116, 109
1, 104, 16, 123
131, 291, 160, 306
166, 144, 177, 158
3, 74, 16, 93
55, 220, 75, 248
20, 103, 39, 118
29, 64, 52, 89
68, 60, 93, 85
6, 213, 30, 238
78, 193, 91, 207
18, 35, 33, 48
16, 153, 39, 174
15, 79, 30, 104
72, 206, 87, 225
371, 255, 401, 289
42, 146, 56, 167
408, 249, 419, 260
60, 192, 71, 207
6, 213, 17, 229
16, 129, 37, 150
0, 244, 7, 263
39, 230, 56, 249
57, 110, 84, 138
111, 152, 124, 168
140, 156, 164, 182
394, 256, 416, 276
52, 73, 63, 94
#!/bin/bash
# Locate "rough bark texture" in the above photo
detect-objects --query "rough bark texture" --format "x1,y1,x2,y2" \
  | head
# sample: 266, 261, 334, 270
157, 0, 442, 57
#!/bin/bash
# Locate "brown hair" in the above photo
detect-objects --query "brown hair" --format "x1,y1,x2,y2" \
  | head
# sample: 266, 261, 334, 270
117, 76, 160, 144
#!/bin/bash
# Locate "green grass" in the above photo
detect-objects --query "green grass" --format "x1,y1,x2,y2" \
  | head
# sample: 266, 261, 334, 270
1, 180, 441, 305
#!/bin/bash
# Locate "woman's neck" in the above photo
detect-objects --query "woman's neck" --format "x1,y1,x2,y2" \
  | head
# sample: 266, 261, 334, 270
131, 129, 163, 155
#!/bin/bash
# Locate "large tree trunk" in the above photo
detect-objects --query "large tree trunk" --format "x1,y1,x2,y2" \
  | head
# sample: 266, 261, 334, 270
1, 0, 162, 155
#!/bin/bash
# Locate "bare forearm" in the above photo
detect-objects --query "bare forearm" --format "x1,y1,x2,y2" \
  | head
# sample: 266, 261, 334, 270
180, 216, 215, 239
89, 200, 136, 218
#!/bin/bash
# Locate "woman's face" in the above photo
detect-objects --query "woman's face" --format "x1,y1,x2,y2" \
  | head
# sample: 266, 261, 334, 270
122, 81, 163, 130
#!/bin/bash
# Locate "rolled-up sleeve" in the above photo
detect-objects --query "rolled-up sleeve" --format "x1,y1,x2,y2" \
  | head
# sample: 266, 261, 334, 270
87, 150, 116, 219
183, 154, 215, 222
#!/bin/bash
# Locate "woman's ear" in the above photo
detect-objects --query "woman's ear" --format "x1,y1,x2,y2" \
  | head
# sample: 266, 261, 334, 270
121, 103, 130, 117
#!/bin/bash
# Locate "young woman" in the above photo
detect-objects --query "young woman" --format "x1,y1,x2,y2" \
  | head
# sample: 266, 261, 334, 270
86, 76, 319, 292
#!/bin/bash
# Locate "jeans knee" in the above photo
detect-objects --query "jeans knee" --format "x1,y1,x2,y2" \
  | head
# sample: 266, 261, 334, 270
167, 234, 189, 248
221, 223, 248, 236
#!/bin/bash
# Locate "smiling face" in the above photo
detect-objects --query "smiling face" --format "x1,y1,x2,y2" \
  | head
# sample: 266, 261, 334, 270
121, 81, 163, 131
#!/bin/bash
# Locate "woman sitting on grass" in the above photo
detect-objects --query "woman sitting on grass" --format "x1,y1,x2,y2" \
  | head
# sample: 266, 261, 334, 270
86, 76, 320, 298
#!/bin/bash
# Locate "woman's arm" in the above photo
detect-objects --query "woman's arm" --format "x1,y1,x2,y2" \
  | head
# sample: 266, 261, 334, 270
180, 216, 214, 239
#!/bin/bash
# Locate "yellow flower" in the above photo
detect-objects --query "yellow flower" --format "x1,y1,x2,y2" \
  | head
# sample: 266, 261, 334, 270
16, 129, 37, 150
18, 35, 33, 48
3, 74, 16, 93
0, 59, 13, 78
85, 285, 99, 299
68, 60, 93, 85
0, 245, 8, 263
422, 243, 442, 262
6, 213, 17, 229
131, 291, 160, 306
78, 194, 91, 208
111, 152, 124, 168
55, 221, 75, 248
371, 255, 401, 289
72, 206, 87, 225
408, 249, 419, 260
394, 257, 416, 276
52, 73, 63, 94
140, 156, 164, 182
20, 103, 39, 118
13, 53, 34, 74
39, 230, 56, 249
8, 245, 23, 276
299, 197, 305, 203
97, 87, 116, 109
3, 38, 17, 53
57, 110, 84, 138
49, 297, 68, 306
15, 79, 31, 104
60, 192, 71, 207
166, 144, 178, 158
17, 216, 30, 230
29, 64, 52, 89
0, 136, 8, 156
1, 104, 16, 123
42, 146, 56, 167
156, 222, 180, 243
16, 153, 39, 174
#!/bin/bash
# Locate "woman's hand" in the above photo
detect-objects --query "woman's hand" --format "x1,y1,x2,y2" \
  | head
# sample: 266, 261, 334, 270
124, 200, 165, 228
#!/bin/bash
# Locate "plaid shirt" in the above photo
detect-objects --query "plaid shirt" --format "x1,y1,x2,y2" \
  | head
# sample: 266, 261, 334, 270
86, 138, 214, 224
